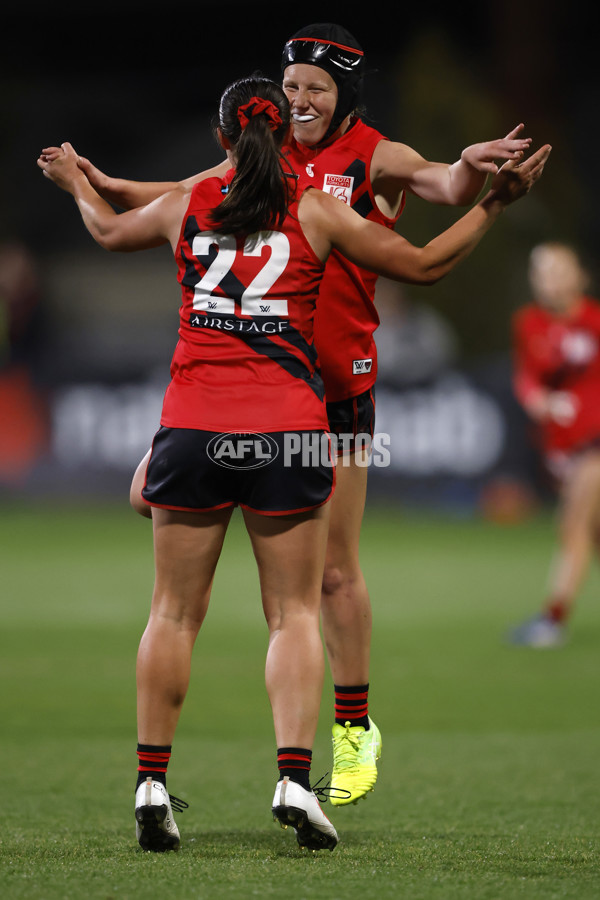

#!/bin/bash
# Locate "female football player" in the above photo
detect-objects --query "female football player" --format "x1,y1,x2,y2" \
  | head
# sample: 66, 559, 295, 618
510, 242, 600, 647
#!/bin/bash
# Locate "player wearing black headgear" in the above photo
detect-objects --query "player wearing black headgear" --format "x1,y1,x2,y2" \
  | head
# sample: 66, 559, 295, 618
68, 27, 539, 813
280, 22, 535, 811
281, 23, 365, 141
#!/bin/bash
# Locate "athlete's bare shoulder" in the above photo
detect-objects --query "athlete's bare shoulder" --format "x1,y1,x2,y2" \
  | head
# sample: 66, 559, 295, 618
297, 184, 343, 223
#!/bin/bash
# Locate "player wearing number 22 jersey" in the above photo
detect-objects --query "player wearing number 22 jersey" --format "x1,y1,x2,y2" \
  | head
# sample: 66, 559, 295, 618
285, 118, 404, 403
161, 168, 329, 434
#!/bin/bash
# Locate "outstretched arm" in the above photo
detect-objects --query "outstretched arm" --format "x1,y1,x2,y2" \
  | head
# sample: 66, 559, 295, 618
303, 143, 551, 285
37, 142, 187, 252
372, 124, 533, 208
38, 147, 228, 209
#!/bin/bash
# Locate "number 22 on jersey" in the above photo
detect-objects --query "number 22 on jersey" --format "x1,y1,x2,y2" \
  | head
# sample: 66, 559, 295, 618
191, 231, 290, 317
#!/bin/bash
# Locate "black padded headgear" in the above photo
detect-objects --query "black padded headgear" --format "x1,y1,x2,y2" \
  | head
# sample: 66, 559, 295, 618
281, 23, 364, 140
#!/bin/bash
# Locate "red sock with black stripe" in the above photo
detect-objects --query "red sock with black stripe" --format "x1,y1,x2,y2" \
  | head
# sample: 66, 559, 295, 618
136, 743, 171, 790
277, 747, 312, 790
545, 598, 569, 623
334, 683, 370, 729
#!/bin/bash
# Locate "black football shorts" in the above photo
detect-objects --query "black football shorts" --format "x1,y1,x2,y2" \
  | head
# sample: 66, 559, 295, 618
326, 387, 375, 456
142, 426, 335, 516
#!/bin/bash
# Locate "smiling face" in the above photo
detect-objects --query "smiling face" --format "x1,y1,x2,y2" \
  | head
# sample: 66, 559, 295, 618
282, 63, 340, 146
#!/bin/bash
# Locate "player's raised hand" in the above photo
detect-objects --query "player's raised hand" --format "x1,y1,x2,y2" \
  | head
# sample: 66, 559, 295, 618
37, 145, 64, 164
37, 142, 86, 194
490, 143, 552, 204
461, 124, 533, 175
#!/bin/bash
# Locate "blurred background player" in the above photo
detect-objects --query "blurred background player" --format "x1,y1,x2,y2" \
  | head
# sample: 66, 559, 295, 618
509, 242, 600, 647
65, 22, 534, 804
0, 241, 49, 484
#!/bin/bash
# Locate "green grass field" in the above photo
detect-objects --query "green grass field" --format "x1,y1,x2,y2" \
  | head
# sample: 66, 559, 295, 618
1, 501, 599, 899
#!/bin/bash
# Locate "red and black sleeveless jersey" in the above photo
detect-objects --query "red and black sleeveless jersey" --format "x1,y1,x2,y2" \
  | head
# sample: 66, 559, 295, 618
285, 118, 404, 402
161, 171, 328, 432
513, 296, 600, 454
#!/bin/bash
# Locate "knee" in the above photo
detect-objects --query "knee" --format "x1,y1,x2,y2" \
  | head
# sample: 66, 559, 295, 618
322, 560, 364, 599
559, 496, 596, 541
265, 611, 282, 637
321, 553, 368, 610
321, 562, 345, 598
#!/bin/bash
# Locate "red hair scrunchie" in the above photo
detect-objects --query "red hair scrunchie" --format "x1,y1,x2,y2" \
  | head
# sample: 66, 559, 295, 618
237, 97, 283, 132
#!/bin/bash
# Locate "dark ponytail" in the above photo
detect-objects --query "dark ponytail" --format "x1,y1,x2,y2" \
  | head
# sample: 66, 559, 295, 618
210, 75, 292, 235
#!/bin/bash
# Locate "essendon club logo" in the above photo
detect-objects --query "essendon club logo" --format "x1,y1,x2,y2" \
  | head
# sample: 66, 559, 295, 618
352, 358, 373, 375
323, 174, 354, 206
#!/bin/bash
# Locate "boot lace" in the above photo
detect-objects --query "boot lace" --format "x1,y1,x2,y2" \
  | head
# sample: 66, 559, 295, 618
311, 773, 351, 803
169, 794, 189, 814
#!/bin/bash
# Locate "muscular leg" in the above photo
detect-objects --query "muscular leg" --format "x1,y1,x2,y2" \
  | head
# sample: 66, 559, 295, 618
317, 450, 382, 806
320, 449, 371, 686
136, 506, 233, 745
544, 449, 600, 617
243, 504, 330, 750
244, 503, 339, 852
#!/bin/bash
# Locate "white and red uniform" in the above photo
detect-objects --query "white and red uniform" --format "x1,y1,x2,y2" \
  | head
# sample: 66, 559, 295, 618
161, 170, 328, 433
513, 296, 600, 456
284, 118, 404, 402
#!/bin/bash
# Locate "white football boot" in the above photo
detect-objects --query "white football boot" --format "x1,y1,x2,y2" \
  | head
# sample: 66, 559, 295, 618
135, 777, 182, 852
272, 776, 338, 851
